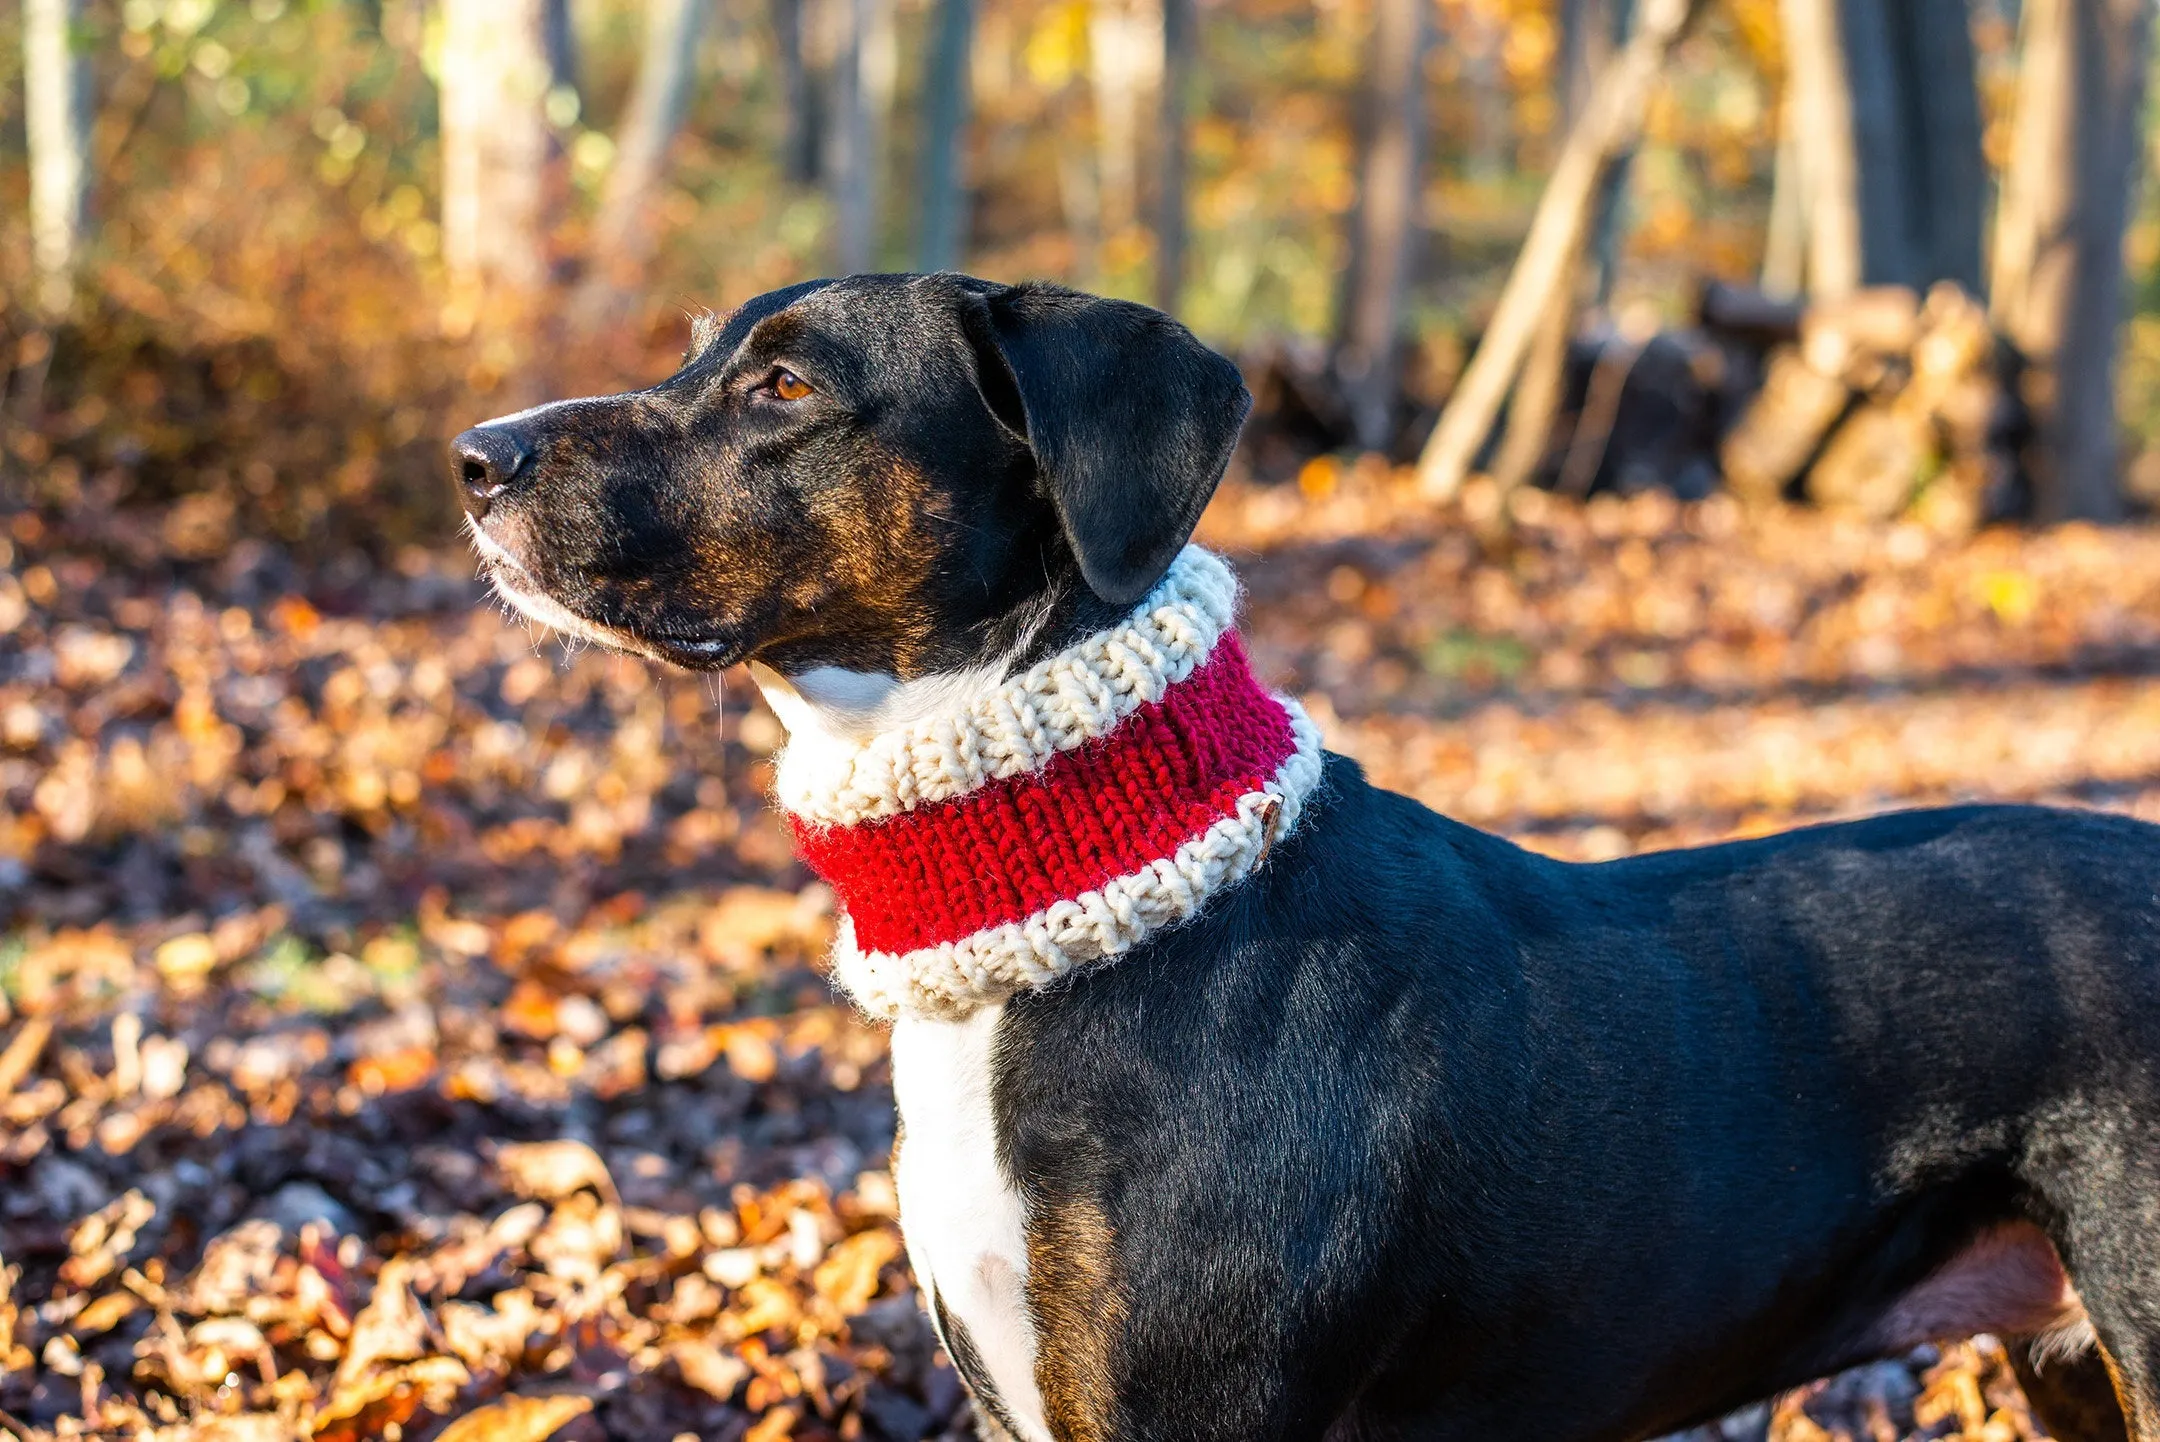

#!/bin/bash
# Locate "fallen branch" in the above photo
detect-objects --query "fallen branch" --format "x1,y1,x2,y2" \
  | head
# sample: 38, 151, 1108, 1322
1414, 0, 1702, 500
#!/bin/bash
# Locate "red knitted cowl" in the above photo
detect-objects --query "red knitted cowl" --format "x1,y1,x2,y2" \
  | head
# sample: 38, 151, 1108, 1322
770, 547, 1324, 1020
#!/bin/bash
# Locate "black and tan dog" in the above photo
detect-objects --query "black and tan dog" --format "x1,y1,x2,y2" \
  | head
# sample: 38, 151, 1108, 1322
453, 273, 2160, 1442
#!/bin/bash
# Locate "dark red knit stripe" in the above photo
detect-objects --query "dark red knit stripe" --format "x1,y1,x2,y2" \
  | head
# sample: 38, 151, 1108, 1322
789, 633, 1296, 954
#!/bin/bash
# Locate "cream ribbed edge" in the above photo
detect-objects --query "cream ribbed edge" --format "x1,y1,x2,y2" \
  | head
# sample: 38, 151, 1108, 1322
829, 700, 1324, 1020
775, 546, 1238, 827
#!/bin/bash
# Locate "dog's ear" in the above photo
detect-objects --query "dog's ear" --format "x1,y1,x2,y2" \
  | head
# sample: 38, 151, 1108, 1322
963, 284, 1251, 607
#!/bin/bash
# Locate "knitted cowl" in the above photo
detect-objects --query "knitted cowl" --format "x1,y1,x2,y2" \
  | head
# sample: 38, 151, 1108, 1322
778, 546, 1324, 1021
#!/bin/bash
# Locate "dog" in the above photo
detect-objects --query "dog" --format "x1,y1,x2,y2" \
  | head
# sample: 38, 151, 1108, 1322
453, 273, 2160, 1442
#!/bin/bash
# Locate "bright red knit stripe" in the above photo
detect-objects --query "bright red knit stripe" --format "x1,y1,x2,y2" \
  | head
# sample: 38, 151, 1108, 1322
790, 634, 1296, 953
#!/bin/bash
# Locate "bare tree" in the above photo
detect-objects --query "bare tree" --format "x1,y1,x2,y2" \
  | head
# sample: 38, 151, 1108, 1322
1759, 107, 1807, 299
1991, 0, 2154, 521
440, 0, 555, 309
1777, 0, 1865, 298
1887, 0, 1983, 294
1333, 0, 1431, 452
1415, 0, 1700, 499
544, 0, 580, 107
1090, 0, 1160, 255
773, 0, 819, 184
829, 0, 895, 273
1153, 0, 1195, 313
25, 0, 92, 315
1489, 0, 1625, 487
1776, 0, 1983, 300
571, 0, 713, 327
915, 0, 976, 270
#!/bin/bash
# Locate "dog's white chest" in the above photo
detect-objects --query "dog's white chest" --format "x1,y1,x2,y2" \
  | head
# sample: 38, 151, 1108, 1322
890, 1005, 1050, 1442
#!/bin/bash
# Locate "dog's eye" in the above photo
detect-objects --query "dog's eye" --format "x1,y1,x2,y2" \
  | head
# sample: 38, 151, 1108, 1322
767, 369, 813, 402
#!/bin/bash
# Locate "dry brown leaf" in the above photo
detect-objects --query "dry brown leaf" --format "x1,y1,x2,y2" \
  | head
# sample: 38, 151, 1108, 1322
60, 1190, 156, 1290
334, 1257, 430, 1389
732, 1277, 800, 1337
431, 1392, 594, 1442
495, 1139, 619, 1204
71, 1289, 139, 1336
311, 1355, 470, 1442
0, 1018, 53, 1099
812, 1229, 900, 1317
438, 1287, 547, 1375
347, 1044, 439, 1096
670, 1338, 750, 1401
191, 1418, 299, 1442
1915, 1364, 1988, 1433
743, 1401, 799, 1442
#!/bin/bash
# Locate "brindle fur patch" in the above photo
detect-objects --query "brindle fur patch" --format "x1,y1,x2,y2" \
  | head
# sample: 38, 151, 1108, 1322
1026, 1192, 1126, 1442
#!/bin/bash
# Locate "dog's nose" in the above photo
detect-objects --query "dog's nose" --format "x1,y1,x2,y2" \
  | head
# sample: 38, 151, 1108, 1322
450, 427, 528, 518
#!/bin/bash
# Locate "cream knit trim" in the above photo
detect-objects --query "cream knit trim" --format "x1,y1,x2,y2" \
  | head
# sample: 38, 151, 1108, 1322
829, 699, 1325, 1020
775, 545, 1239, 827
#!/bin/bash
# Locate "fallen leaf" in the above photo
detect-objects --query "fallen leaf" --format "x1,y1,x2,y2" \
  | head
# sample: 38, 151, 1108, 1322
495, 1139, 619, 1204
71, 1290, 139, 1336
0, 1019, 52, 1099
432, 1392, 594, 1442
334, 1257, 429, 1389
311, 1355, 470, 1442
812, 1229, 901, 1316
670, 1338, 750, 1401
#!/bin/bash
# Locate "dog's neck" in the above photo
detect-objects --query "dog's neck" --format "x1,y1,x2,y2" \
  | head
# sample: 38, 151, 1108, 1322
752, 546, 1324, 1020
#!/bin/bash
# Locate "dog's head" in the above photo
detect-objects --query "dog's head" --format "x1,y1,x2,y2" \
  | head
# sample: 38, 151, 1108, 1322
451, 275, 1250, 688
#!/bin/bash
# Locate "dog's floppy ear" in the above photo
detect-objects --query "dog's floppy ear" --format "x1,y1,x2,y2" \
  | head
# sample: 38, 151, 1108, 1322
964, 283, 1251, 607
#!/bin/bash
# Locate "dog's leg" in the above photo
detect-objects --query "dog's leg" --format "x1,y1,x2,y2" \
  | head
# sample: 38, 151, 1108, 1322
2011, 1343, 2131, 1442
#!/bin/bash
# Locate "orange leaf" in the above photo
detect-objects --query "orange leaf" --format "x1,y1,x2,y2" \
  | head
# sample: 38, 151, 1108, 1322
432, 1392, 595, 1442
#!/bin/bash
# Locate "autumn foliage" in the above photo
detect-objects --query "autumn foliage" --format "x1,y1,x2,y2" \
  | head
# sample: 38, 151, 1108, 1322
0, 459, 2155, 1436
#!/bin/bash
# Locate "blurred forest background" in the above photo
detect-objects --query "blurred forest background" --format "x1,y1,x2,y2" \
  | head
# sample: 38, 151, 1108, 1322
9, 0, 2160, 1438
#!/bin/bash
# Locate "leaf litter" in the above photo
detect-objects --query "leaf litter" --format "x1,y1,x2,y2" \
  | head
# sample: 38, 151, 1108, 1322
7, 470, 2160, 1438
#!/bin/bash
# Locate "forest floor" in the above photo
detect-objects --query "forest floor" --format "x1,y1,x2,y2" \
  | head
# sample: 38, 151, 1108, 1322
5, 466, 2160, 1441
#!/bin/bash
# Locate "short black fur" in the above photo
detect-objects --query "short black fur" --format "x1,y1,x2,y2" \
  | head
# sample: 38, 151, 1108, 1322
456, 274, 2160, 1442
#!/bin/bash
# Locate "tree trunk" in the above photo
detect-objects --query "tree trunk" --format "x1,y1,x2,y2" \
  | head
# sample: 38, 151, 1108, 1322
915, 0, 976, 270
1991, 0, 2153, 522
440, 0, 555, 310
1090, 0, 1160, 254
1777, 0, 1865, 299
1885, 0, 1983, 295
25, 0, 92, 316
773, 0, 819, 184
1415, 0, 1701, 499
1153, 0, 1195, 314
544, 0, 580, 106
1055, 86, 1103, 279
1760, 103, 1807, 299
570, 0, 711, 328
1830, 0, 1917, 286
1777, 0, 1984, 300
1333, 0, 1430, 453
829, 0, 893, 273
1491, 0, 1621, 487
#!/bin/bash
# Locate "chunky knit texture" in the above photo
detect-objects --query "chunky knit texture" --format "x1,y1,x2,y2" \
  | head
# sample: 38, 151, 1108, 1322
775, 546, 1240, 826
779, 548, 1323, 1020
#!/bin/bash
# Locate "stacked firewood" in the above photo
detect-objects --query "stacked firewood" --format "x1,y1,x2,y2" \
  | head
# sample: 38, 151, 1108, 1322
1718, 283, 2025, 529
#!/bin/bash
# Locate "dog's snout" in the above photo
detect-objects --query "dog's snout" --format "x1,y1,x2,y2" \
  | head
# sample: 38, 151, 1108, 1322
450, 427, 529, 518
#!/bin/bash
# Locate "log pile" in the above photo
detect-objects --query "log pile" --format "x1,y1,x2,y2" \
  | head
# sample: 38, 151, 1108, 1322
1719, 283, 2024, 528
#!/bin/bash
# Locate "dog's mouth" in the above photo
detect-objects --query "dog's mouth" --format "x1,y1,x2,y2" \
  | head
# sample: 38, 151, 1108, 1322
466, 519, 745, 671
